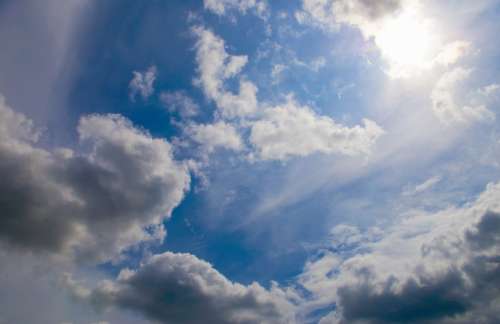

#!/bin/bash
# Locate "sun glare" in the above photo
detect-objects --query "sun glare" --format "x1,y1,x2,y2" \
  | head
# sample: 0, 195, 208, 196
375, 6, 439, 78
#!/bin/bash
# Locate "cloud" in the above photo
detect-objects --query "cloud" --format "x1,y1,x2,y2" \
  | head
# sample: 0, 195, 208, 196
129, 65, 157, 101
204, 0, 268, 18
433, 41, 472, 67
431, 67, 495, 125
185, 121, 244, 153
77, 251, 298, 324
271, 64, 286, 84
0, 95, 189, 262
402, 175, 442, 196
297, 1, 477, 78
0, 248, 150, 324
310, 56, 327, 72
297, 0, 403, 36
193, 26, 258, 119
297, 0, 411, 78
477, 83, 500, 98
160, 90, 199, 119
249, 99, 384, 161
299, 181, 500, 323
192, 28, 383, 162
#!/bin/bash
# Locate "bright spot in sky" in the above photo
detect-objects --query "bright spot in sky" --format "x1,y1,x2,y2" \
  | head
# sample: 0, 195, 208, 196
375, 6, 439, 78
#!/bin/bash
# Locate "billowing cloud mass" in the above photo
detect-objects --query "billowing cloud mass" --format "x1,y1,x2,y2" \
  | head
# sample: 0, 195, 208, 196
250, 100, 384, 161
0, 95, 189, 262
193, 26, 258, 119
204, 0, 268, 18
299, 181, 500, 323
129, 65, 157, 101
431, 67, 494, 125
77, 252, 298, 324
192, 27, 384, 161
185, 121, 243, 153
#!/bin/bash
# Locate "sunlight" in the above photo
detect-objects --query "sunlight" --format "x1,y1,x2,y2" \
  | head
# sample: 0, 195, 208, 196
375, 6, 439, 78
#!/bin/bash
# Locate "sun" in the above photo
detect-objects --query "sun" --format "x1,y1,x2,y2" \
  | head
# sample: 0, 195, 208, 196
374, 6, 439, 78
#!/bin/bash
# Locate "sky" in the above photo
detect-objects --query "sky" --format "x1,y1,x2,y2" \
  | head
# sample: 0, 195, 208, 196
1, 0, 500, 323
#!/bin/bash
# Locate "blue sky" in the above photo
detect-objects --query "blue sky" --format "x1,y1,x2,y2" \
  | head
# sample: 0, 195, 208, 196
1, 0, 500, 323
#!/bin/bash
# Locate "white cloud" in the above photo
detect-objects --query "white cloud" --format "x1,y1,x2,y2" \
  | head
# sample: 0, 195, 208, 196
402, 175, 442, 196
297, 1, 478, 78
431, 67, 495, 125
75, 251, 298, 324
0, 95, 189, 262
129, 65, 157, 101
297, 0, 404, 36
185, 121, 243, 153
217, 80, 259, 119
160, 90, 199, 119
249, 99, 384, 161
204, 0, 268, 18
192, 28, 383, 162
477, 83, 500, 98
299, 181, 500, 323
271, 64, 286, 84
310, 56, 327, 72
433, 41, 472, 67
0, 249, 147, 324
193, 26, 258, 119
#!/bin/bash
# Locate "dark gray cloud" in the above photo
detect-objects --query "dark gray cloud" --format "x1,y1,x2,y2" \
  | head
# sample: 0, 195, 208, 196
337, 269, 470, 323
335, 211, 500, 324
81, 252, 297, 324
300, 183, 500, 324
466, 211, 500, 249
0, 95, 190, 262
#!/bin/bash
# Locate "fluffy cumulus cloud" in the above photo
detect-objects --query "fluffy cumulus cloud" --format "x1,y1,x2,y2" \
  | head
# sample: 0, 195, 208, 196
431, 67, 495, 125
204, 0, 268, 18
75, 252, 298, 324
250, 99, 384, 161
191, 27, 384, 162
299, 181, 500, 323
129, 65, 157, 101
193, 26, 258, 119
185, 121, 243, 153
0, 95, 189, 262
